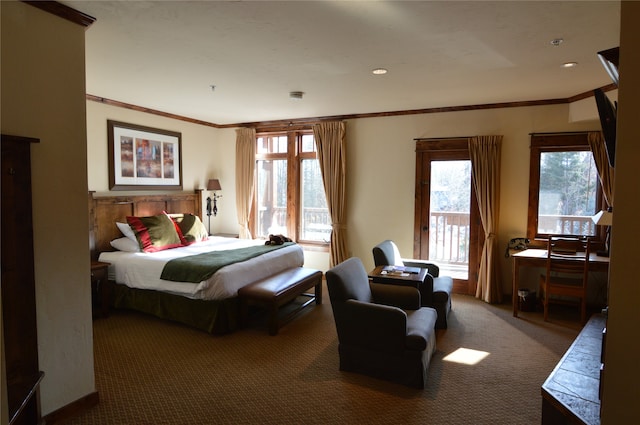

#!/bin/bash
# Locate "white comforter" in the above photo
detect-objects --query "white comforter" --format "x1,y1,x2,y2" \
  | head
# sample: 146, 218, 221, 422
98, 236, 304, 300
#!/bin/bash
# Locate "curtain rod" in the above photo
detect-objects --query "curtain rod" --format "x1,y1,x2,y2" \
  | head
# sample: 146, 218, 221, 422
528, 131, 597, 136
413, 136, 472, 141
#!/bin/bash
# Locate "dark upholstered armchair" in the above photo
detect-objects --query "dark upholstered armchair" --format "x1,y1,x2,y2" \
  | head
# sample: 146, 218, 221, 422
326, 257, 437, 389
372, 240, 453, 329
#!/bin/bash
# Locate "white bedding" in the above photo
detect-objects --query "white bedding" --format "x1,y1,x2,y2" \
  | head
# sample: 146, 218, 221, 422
98, 236, 304, 300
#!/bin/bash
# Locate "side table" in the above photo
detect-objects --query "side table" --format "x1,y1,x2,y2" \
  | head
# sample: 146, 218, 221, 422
368, 266, 429, 303
91, 261, 111, 318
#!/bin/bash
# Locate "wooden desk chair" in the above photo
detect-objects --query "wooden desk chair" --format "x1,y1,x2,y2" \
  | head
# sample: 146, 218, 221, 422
539, 236, 591, 324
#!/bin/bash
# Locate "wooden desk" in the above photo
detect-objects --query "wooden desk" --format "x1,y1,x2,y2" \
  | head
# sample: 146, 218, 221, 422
511, 249, 609, 317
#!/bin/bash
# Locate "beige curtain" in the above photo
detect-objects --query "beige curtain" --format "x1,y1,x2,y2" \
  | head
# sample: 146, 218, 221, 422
588, 131, 614, 207
313, 121, 348, 267
469, 135, 503, 303
235, 127, 256, 239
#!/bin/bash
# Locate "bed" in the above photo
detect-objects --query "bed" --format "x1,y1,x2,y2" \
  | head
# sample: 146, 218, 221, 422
88, 190, 304, 333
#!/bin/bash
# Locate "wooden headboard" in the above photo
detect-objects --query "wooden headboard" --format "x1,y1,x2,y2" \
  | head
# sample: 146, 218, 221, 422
88, 190, 203, 260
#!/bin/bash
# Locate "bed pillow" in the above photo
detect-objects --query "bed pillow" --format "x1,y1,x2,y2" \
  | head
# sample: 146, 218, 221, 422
126, 213, 183, 253
170, 213, 209, 244
110, 237, 141, 252
116, 221, 137, 242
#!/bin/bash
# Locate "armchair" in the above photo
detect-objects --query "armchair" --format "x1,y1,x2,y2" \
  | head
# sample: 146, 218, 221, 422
372, 240, 453, 329
326, 257, 437, 389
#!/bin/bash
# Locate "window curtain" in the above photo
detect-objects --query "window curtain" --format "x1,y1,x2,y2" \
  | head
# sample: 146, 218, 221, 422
469, 135, 503, 303
313, 121, 348, 267
588, 131, 614, 207
235, 127, 256, 239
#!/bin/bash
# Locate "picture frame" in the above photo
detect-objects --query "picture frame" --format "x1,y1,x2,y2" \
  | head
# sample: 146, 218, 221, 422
107, 120, 182, 190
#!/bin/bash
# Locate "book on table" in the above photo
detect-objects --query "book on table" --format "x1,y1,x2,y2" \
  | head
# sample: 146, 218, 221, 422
382, 265, 421, 274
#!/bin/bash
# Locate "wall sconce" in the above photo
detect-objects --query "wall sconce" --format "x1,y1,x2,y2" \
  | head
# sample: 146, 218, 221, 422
592, 207, 613, 257
206, 179, 222, 234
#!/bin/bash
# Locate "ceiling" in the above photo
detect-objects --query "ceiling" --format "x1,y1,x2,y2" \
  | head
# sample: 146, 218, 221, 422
62, 1, 621, 126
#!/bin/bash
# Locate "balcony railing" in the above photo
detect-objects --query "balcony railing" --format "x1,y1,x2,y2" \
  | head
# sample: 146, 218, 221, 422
429, 212, 597, 269
258, 208, 595, 264
538, 214, 596, 236
257, 206, 331, 241
430, 211, 470, 265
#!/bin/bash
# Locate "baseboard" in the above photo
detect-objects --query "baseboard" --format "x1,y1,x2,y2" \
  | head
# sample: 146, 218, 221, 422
42, 391, 99, 425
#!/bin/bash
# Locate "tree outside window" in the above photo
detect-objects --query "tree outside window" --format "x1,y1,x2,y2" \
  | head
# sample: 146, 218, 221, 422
254, 131, 330, 244
528, 133, 604, 240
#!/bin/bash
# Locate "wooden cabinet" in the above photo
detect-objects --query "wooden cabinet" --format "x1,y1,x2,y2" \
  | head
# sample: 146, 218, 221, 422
1, 134, 42, 425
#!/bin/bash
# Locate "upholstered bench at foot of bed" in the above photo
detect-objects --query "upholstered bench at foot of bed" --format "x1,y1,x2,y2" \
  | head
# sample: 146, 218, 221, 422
238, 267, 323, 335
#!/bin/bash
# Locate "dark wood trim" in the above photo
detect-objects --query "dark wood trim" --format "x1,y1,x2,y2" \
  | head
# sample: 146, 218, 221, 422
415, 138, 470, 153
86, 84, 618, 131
87, 95, 221, 129
526, 133, 606, 244
567, 83, 618, 103
529, 131, 592, 136
413, 139, 479, 295
23, 1, 96, 27
239, 99, 568, 130
41, 391, 99, 425
0, 134, 40, 145
252, 129, 326, 245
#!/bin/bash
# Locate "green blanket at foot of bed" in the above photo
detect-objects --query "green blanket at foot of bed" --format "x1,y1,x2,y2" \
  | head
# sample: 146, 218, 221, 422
160, 242, 295, 283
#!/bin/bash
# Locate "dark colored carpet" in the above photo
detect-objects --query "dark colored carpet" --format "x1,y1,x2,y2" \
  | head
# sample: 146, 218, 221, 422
66, 291, 579, 424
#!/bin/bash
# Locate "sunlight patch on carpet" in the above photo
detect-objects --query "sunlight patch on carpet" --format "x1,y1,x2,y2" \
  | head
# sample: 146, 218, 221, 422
443, 347, 490, 365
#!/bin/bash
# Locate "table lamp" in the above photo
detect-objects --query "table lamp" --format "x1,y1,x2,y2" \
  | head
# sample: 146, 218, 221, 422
592, 208, 613, 257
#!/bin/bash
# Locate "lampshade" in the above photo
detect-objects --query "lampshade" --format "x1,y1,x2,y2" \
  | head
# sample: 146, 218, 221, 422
207, 179, 221, 191
592, 209, 613, 226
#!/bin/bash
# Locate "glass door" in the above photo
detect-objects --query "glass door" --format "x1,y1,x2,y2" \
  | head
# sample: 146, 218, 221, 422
429, 160, 471, 280
414, 138, 480, 295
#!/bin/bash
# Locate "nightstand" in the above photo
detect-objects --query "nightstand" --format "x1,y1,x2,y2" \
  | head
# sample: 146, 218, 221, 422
91, 261, 111, 318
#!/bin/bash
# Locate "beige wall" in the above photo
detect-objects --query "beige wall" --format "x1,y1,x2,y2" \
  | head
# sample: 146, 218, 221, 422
344, 104, 601, 294
86, 101, 238, 235
601, 1, 640, 422
87, 97, 604, 292
5, 0, 635, 420
86, 101, 331, 271
1, 1, 95, 416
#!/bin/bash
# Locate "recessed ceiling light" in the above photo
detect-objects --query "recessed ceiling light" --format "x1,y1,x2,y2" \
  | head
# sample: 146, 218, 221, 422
550, 38, 564, 47
372, 68, 388, 75
289, 91, 304, 100
561, 62, 578, 68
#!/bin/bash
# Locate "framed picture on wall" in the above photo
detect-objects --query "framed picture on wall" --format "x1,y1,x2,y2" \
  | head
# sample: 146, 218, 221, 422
107, 120, 182, 190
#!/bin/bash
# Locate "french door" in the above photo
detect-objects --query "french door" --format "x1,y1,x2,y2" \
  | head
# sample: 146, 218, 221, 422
414, 138, 481, 295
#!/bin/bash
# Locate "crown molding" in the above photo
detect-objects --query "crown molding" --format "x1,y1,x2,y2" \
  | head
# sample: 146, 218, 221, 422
24, 1, 96, 27
86, 84, 617, 130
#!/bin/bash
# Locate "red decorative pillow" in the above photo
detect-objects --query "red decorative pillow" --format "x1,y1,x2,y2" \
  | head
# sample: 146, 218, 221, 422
126, 213, 183, 253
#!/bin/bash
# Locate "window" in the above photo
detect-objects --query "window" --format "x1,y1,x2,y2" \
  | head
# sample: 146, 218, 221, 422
253, 131, 330, 245
527, 133, 604, 241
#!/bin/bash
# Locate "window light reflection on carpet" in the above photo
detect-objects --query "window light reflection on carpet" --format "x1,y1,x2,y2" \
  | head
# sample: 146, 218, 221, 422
443, 347, 490, 365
